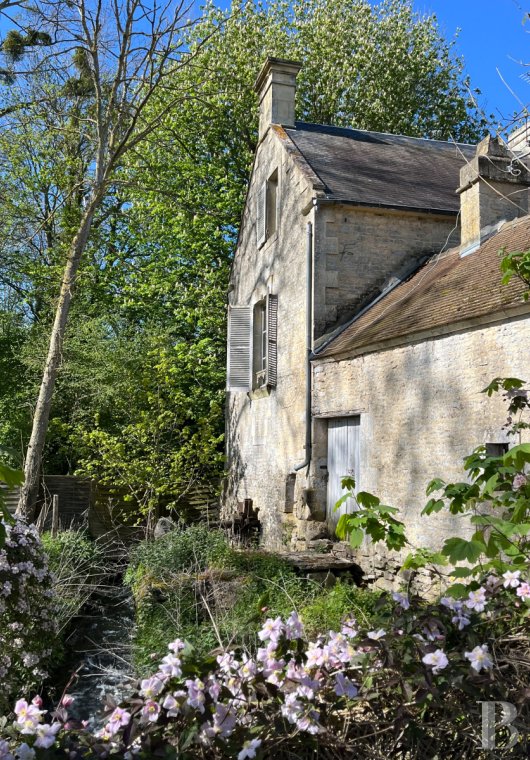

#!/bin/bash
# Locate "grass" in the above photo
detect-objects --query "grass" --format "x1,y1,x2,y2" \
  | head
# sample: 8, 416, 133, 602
125, 526, 380, 671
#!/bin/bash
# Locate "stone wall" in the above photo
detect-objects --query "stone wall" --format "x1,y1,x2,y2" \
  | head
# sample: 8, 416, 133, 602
225, 127, 465, 550
311, 315, 530, 562
313, 203, 460, 337
224, 128, 315, 548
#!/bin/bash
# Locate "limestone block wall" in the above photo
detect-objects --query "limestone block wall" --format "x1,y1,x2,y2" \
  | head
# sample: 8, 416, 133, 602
225, 129, 315, 548
312, 315, 530, 553
313, 204, 460, 337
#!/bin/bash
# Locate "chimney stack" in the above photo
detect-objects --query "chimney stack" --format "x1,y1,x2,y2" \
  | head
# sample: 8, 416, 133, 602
254, 57, 302, 141
457, 134, 530, 252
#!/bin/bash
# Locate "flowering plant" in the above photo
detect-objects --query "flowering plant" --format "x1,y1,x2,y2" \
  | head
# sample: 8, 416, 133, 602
0, 518, 58, 714
1, 565, 529, 758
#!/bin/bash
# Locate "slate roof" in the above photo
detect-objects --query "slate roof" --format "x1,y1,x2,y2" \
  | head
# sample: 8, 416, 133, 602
314, 215, 530, 359
283, 122, 475, 213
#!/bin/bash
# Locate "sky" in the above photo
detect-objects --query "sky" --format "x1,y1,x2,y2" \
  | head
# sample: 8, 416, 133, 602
413, 0, 530, 127
0, 0, 528, 128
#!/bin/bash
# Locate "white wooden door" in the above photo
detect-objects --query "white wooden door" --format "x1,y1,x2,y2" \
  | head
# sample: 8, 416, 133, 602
327, 416, 360, 531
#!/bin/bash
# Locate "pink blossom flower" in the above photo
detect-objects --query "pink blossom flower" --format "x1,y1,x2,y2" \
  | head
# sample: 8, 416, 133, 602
14, 700, 43, 734
516, 582, 530, 599
464, 587, 487, 612
159, 653, 182, 678
168, 638, 185, 653
513, 473, 527, 490
451, 611, 470, 630
162, 693, 184, 717
334, 672, 358, 698
60, 695, 74, 709
139, 676, 164, 699
465, 644, 493, 672
186, 678, 206, 713
34, 723, 61, 749
341, 618, 358, 638
108, 707, 131, 732
422, 649, 449, 674
258, 616, 284, 644
392, 591, 410, 610
285, 611, 304, 639
141, 700, 161, 723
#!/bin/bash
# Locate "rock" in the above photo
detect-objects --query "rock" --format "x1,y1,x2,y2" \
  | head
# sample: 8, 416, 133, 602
153, 517, 177, 539
303, 521, 329, 542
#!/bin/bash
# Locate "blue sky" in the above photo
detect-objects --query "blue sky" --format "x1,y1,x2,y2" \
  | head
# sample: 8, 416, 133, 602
413, 0, 530, 126
0, 0, 528, 127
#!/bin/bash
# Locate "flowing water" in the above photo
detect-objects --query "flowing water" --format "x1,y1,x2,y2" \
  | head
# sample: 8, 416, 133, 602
62, 583, 137, 725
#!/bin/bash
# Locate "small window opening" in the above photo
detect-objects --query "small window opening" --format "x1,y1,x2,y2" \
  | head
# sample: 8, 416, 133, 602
253, 299, 267, 389
267, 169, 278, 237
485, 442, 509, 458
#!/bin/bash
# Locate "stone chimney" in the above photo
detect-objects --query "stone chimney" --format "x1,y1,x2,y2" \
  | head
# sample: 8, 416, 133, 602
457, 134, 530, 251
254, 57, 302, 141
507, 122, 530, 154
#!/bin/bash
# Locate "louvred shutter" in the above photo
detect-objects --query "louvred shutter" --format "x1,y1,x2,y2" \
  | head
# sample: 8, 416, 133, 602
227, 305, 252, 391
265, 294, 277, 388
256, 181, 267, 247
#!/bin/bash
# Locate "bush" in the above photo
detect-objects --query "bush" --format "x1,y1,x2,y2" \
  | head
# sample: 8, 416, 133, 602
125, 526, 378, 671
0, 518, 57, 713
2, 570, 530, 758
41, 529, 106, 635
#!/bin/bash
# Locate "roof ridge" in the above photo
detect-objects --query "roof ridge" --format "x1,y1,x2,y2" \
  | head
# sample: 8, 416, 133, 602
292, 121, 474, 148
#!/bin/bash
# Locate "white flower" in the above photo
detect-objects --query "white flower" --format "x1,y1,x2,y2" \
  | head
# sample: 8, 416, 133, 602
238, 738, 262, 760
15, 744, 35, 760
392, 592, 410, 610
367, 629, 385, 640
465, 644, 493, 672
464, 587, 487, 612
422, 649, 449, 674
502, 570, 521, 588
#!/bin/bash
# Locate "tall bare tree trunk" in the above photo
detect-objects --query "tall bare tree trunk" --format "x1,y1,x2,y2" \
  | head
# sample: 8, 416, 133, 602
17, 189, 103, 521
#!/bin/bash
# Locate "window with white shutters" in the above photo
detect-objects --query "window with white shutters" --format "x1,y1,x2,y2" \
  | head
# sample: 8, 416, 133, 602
228, 296, 277, 393
265, 294, 277, 388
227, 305, 252, 391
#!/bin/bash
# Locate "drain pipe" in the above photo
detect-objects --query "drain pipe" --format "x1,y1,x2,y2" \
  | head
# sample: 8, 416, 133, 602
294, 220, 313, 472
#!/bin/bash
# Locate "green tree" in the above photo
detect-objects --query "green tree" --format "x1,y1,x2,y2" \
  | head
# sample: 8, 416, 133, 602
0, 0, 488, 522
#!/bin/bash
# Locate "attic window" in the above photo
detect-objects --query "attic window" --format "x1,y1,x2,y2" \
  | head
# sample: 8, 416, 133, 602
485, 442, 509, 458
256, 169, 279, 247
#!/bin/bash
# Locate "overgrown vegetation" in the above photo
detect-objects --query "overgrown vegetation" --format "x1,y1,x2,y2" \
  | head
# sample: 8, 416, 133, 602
125, 526, 378, 670
41, 529, 106, 635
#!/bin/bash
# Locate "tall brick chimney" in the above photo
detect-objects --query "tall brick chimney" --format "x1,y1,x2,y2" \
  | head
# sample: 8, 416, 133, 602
254, 57, 302, 141
457, 134, 530, 252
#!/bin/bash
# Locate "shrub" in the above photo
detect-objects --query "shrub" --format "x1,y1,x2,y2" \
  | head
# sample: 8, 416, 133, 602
126, 526, 378, 671
41, 529, 106, 635
2, 569, 530, 758
0, 518, 57, 713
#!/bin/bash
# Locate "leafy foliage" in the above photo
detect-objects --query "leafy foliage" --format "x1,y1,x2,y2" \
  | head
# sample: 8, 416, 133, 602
125, 526, 377, 670
335, 476, 408, 551
2, 573, 530, 757
500, 245, 530, 299
0, 0, 488, 521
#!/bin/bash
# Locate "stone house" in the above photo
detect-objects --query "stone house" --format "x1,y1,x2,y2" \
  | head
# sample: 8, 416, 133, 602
224, 57, 530, 565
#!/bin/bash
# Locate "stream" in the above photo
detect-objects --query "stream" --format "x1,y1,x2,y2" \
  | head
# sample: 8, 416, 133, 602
62, 583, 137, 726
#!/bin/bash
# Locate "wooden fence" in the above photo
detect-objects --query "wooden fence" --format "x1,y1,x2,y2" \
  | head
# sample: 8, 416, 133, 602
2, 477, 220, 541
